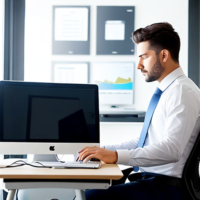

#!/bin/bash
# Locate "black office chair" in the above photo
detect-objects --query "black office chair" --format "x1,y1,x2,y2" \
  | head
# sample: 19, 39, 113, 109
126, 131, 200, 200
112, 167, 133, 186
182, 131, 200, 200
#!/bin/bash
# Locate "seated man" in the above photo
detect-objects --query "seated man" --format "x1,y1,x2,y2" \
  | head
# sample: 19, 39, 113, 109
78, 22, 200, 200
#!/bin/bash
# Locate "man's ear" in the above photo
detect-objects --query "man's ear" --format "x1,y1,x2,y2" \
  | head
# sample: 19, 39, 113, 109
161, 49, 169, 63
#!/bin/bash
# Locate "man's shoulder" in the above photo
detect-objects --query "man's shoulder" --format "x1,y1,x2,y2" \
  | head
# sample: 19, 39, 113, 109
164, 75, 200, 100
175, 75, 200, 93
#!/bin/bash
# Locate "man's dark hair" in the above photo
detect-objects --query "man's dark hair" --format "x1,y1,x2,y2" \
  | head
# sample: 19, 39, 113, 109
132, 22, 180, 63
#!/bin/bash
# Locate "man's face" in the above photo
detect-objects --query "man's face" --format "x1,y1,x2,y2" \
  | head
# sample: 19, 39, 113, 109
137, 41, 164, 82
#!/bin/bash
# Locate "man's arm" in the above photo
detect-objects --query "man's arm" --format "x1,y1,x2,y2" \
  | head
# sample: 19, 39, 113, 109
105, 136, 139, 151
78, 146, 118, 163
79, 85, 200, 166
78, 135, 139, 163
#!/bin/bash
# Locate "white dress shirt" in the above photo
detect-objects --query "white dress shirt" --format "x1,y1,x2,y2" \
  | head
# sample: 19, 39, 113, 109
105, 67, 200, 178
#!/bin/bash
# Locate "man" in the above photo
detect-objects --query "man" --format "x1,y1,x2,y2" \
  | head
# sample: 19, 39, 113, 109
78, 22, 200, 200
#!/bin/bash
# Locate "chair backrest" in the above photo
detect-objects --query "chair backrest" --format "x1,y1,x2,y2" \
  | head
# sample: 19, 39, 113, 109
182, 131, 200, 200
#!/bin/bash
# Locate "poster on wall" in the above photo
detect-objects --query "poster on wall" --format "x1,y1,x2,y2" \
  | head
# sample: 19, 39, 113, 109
96, 6, 135, 55
94, 62, 134, 105
52, 6, 90, 55
52, 62, 89, 84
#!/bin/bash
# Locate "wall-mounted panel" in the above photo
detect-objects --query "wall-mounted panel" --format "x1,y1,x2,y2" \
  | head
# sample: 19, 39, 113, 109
94, 62, 134, 105
52, 61, 89, 83
52, 6, 90, 55
96, 6, 135, 55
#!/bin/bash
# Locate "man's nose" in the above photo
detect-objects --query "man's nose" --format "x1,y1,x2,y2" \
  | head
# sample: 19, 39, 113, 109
137, 58, 144, 69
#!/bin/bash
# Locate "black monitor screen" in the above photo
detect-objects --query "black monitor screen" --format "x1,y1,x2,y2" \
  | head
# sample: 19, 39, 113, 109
0, 81, 99, 143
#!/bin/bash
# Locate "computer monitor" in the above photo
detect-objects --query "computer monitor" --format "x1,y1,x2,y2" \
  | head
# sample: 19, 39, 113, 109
0, 81, 100, 159
94, 62, 134, 106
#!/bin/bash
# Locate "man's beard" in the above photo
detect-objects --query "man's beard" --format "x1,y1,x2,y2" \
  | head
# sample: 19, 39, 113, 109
143, 56, 164, 82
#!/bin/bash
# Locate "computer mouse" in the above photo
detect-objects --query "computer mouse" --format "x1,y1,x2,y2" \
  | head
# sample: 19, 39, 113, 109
89, 158, 101, 162
81, 158, 100, 163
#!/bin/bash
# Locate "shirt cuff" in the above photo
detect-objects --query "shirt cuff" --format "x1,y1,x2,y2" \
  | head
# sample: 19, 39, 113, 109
116, 149, 130, 165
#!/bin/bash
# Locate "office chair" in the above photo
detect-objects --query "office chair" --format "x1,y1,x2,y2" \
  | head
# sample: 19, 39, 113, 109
126, 131, 200, 200
182, 131, 200, 200
112, 167, 133, 186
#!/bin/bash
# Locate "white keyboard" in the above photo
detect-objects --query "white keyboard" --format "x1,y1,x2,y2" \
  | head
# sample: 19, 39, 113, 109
33, 161, 102, 169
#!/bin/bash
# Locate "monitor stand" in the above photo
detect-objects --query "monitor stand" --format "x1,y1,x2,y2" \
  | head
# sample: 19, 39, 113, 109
31, 154, 58, 162
28, 154, 76, 167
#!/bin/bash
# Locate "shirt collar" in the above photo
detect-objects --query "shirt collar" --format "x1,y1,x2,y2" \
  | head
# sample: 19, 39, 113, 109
158, 67, 185, 92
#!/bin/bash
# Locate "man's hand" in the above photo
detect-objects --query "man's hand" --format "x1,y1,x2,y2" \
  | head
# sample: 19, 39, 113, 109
78, 146, 118, 164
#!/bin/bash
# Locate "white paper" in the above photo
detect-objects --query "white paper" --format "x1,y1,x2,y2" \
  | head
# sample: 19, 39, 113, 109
55, 7, 88, 41
105, 20, 125, 40
54, 63, 88, 84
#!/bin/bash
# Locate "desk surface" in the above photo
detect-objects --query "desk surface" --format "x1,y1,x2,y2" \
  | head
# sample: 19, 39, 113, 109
0, 164, 123, 180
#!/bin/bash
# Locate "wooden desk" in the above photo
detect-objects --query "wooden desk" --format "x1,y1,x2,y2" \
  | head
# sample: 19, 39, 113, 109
0, 163, 123, 200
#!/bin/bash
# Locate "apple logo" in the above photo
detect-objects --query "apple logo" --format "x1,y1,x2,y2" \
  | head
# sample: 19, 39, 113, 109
49, 146, 55, 151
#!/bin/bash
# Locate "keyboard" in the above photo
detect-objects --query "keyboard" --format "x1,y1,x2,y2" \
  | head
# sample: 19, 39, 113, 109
33, 161, 102, 169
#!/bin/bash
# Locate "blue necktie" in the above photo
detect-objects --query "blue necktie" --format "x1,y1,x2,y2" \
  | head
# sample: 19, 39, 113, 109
134, 87, 163, 172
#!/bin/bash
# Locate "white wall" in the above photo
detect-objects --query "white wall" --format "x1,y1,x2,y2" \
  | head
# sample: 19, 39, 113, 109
24, 0, 188, 112
24, 0, 189, 146
100, 122, 143, 145
0, 0, 4, 81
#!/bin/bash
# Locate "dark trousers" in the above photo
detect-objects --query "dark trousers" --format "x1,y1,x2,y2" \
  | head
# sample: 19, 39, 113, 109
85, 173, 185, 200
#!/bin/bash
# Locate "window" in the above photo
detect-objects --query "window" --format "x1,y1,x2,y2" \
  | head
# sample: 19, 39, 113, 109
0, 0, 4, 81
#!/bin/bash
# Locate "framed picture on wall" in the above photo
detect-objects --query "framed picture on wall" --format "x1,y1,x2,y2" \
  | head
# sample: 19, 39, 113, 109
52, 61, 89, 84
94, 62, 135, 105
96, 6, 135, 55
52, 6, 90, 55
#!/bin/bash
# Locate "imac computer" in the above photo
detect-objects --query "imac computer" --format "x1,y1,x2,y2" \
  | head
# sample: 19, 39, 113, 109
0, 81, 99, 163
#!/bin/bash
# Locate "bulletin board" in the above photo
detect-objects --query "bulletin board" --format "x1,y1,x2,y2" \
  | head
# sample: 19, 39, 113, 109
96, 6, 135, 55
52, 6, 90, 55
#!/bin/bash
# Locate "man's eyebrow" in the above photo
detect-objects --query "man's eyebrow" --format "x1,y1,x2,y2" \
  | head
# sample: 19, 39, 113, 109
138, 53, 147, 57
